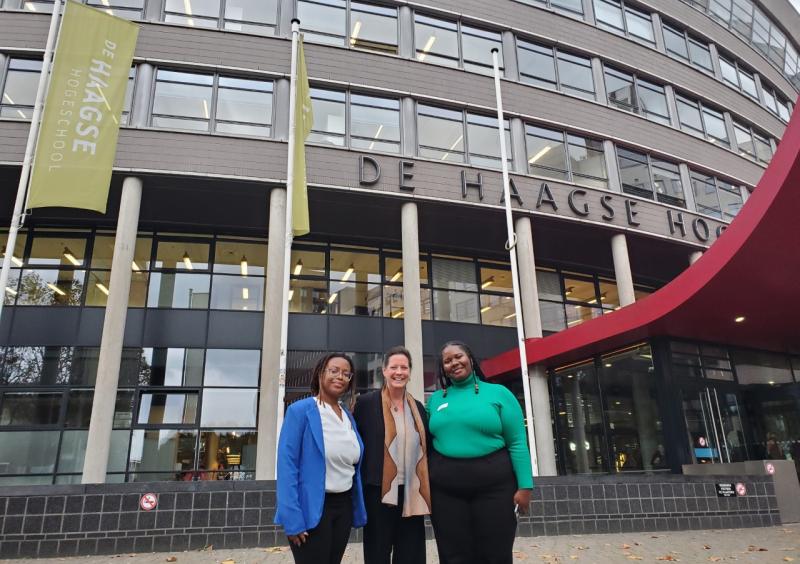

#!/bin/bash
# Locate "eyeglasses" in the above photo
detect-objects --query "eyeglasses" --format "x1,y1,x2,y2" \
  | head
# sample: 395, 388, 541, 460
325, 366, 353, 381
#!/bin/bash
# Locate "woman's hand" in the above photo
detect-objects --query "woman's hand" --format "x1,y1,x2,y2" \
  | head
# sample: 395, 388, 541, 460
513, 489, 532, 515
287, 532, 309, 546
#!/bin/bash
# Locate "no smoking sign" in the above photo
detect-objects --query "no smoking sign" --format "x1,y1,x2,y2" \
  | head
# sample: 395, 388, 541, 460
139, 493, 158, 511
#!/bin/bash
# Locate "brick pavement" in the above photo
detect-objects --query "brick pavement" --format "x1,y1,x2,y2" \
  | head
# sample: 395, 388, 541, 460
6, 523, 798, 563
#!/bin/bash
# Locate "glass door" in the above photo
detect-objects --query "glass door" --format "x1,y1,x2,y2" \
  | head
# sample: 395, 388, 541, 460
682, 385, 748, 464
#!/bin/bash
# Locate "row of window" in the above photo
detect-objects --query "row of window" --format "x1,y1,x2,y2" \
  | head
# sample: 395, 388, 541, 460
1, 231, 660, 331
679, 0, 800, 91
1, 0, 795, 118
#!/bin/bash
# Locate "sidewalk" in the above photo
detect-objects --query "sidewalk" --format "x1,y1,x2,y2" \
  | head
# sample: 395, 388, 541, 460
6, 523, 799, 563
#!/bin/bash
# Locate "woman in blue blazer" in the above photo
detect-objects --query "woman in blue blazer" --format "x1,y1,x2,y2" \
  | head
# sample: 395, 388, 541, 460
275, 352, 367, 564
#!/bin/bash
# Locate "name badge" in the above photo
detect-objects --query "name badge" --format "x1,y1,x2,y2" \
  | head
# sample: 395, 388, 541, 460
437, 403, 449, 411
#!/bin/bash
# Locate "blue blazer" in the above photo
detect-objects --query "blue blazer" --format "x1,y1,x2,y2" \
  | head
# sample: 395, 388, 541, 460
274, 397, 368, 536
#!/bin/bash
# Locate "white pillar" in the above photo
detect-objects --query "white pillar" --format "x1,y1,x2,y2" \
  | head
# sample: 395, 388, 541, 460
82, 177, 142, 484
401, 202, 424, 400
255, 187, 288, 480
689, 250, 703, 265
611, 233, 635, 306
515, 216, 557, 476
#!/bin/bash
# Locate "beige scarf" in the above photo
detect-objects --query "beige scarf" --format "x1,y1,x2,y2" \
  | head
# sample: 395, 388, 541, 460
381, 387, 431, 516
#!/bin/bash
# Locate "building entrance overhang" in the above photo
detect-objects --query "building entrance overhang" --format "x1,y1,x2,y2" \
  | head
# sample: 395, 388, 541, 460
483, 105, 800, 379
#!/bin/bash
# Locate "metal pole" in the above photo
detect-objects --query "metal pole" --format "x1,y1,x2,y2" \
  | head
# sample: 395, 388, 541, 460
274, 19, 301, 461
491, 48, 539, 477
0, 0, 63, 321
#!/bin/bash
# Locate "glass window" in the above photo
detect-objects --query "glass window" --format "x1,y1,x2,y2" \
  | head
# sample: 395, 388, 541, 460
128, 429, 197, 478
1, 392, 61, 426
432, 257, 476, 291
691, 172, 721, 218
85, 0, 145, 20
213, 240, 267, 275
734, 122, 755, 158
210, 274, 264, 310
753, 132, 772, 164
676, 95, 704, 137
350, 94, 400, 153
164, 0, 220, 27
309, 88, 346, 146
701, 106, 728, 144
200, 389, 258, 427
663, 24, 689, 60
140, 348, 204, 386
624, 5, 654, 44
518, 41, 556, 89
298, 0, 346, 45
29, 235, 87, 266
480, 294, 515, 327
651, 159, 685, 206
0, 431, 60, 476
732, 350, 793, 385
414, 15, 459, 68
291, 248, 327, 278
617, 148, 652, 199
152, 70, 214, 131
605, 67, 668, 124
350, 2, 398, 54
16, 269, 85, 306
223, 0, 278, 35
461, 25, 502, 75
557, 52, 595, 99
417, 105, 464, 163
595, 0, 624, 32
526, 125, 568, 181
567, 135, 607, 189
328, 281, 382, 316
433, 290, 479, 323
601, 345, 667, 472
148, 273, 210, 308
154, 240, 210, 270
215, 77, 273, 137
605, 68, 636, 113
552, 361, 607, 473
289, 278, 329, 313
0, 346, 70, 386
204, 349, 260, 386
137, 392, 198, 425
198, 430, 258, 479
688, 38, 713, 71
330, 249, 380, 283
466, 113, 511, 168
717, 182, 743, 220
636, 79, 669, 125
1, 58, 41, 119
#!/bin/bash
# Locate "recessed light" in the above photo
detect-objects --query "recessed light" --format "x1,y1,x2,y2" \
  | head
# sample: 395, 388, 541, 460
734, 316, 745, 323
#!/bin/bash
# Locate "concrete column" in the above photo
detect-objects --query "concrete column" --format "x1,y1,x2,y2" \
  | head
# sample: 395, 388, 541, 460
689, 250, 703, 264
401, 202, 424, 400
82, 177, 143, 484
274, 78, 291, 141
398, 6, 414, 59
679, 163, 697, 211
603, 140, 621, 192
581, 0, 594, 23
278, 0, 295, 36
590, 57, 607, 104
722, 111, 738, 151
515, 216, 557, 476
510, 117, 527, 174
131, 63, 153, 128
401, 97, 417, 157
651, 13, 665, 52
664, 85, 680, 129
255, 188, 288, 480
501, 30, 518, 81
611, 233, 635, 307
708, 43, 723, 80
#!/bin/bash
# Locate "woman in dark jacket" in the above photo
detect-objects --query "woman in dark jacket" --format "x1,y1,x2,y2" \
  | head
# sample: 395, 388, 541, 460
353, 345, 431, 564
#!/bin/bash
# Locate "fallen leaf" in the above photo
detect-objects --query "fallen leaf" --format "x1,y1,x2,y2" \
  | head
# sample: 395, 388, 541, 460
651, 535, 660, 539
708, 558, 722, 562
575, 546, 588, 550
626, 556, 643, 560
703, 545, 712, 550
221, 560, 235, 564
165, 558, 177, 563
264, 547, 288, 553
569, 556, 578, 560
622, 544, 632, 550
657, 556, 679, 561
784, 558, 795, 562
513, 552, 528, 560
203, 545, 213, 552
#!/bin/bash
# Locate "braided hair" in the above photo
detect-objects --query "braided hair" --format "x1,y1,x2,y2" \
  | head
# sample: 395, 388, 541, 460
310, 352, 355, 398
436, 340, 486, 397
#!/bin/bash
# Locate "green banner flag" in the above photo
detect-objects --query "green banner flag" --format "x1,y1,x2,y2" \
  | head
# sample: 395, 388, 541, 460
291, 36, 313, 237
28, 0, 138, 214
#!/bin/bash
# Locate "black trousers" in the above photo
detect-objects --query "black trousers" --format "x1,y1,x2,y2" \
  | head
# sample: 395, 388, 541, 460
429, 449, 517, 564
289, 490, 353, 564
362, 484, 426, 564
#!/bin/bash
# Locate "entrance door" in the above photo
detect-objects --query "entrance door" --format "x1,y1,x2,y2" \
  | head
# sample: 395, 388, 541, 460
682, 385, 748, 463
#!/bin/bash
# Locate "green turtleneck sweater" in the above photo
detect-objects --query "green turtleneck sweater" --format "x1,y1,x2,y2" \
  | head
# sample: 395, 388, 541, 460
426, 372, 534, 489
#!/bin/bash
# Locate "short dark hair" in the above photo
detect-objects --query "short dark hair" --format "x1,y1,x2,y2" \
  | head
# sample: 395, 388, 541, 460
436, 340, 486, 391
383, 345, 412, 369
310, 352, 355, 396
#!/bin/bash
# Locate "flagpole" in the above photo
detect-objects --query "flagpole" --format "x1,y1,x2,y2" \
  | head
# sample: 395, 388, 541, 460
491, 48, 539, 477
275, 19, 301, 457
0, 0, 63, 323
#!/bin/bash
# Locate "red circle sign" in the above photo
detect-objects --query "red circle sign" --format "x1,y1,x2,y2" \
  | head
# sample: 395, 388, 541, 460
735, 482, 747, 496
139, 493, 158, 511
765, 462, 775, 475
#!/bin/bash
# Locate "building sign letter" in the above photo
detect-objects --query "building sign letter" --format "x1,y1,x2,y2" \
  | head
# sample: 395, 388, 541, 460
567, 189, 590, 217
461, 171, 484, 200
399, 160, 415, 191
536, 183, 558, 211
359, 156, 381, 186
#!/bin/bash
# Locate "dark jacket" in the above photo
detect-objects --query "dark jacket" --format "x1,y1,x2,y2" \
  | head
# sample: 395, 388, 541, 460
353, 389, 429, 487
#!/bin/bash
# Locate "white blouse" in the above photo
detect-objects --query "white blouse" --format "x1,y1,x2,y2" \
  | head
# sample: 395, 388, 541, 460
317, 400, 361, 493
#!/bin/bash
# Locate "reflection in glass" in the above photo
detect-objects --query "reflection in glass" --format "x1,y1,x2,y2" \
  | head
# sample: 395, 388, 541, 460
480, 294, 515, 327
418, 106, 464, 162
128, 429, 198, 476
298, 0, 346, 45
414, 15, 458, 67
0, 392, 61, 426
526, 126, 568, 180
147, 273, 210, 308
210, 274, 264, 310
204, 349, 260, 386
137, 392, 198, 425
350, 95, 400, 153
0, 346, 71, 386
141, 348, 204, 387
382, 286, 432, 320
224, 0, 278, 35
350, 2, 398, 54
289, 279, 329, 313
29, 236, 87, 266
214, 240, 267, 275
200, 389, 258, 427
0, 59, 41, 119
199, 430, 258, 479
0, 431, 60, 476
16, 269, 84, 306
309, 89, 346, 146
327, 281, 382, 316
152, 71, 214, 130
155, 240, 210, 270
433, 290, 479, 323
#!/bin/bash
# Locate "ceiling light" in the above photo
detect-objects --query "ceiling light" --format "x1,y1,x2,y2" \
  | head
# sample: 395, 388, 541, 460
481, 276, 495, 289
392, 311, 404, 318
734, 316, 745, 323
341, 264, 354, 282
131, 261, 140, 272
240, 256, 248, 277
605, 363, 612, 368
503, 312, 516, 320
417, 36, 437, 61
768, 380, 775, 385
294, 259, 303, 276
182, 252, 193, 270
565, 286, 573, 296
3, 254, 23, 267
5, 287, 17, 296
47, 283, 65, 296
242, 287, 249, 300
3, 93, 15, 104
320, 308, 327, 314
202, 99, 209, 119
63, 247, 80, 266
350, 20, 362, 44
368, 124, 384, 151
441, 135, 463, 161
328, 292, 338, 304
480, 305, 491, 313
95, 283, 110, 296
288, 290, 294, 301
528, 145, 552, 164
390, 268, 402, 282
615, 401, 621, 406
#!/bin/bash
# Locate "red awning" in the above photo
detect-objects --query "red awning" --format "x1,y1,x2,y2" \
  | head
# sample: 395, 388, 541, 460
483, 103, 800, 379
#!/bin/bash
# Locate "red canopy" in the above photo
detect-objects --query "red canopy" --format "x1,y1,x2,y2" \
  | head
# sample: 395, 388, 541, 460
483, 103, 800, 379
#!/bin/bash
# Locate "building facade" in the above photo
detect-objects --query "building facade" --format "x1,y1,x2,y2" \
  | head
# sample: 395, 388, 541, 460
0, 0, 797, 485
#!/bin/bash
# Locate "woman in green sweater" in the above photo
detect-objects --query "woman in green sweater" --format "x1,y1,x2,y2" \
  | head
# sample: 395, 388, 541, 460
427, 341, 533, 564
